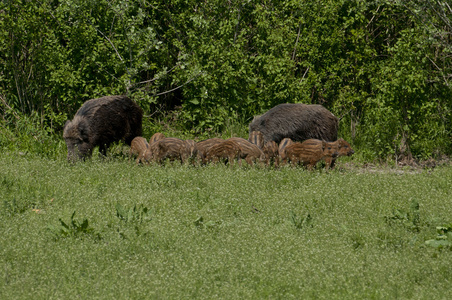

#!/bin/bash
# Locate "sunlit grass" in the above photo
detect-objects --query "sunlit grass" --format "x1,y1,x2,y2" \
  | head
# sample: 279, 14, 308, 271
1, 152, 451, 299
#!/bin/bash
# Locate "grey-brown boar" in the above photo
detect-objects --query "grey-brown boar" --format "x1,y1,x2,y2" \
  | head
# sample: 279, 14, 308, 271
278, 138, 294, 164
196, 138, 224, 162
149, 132, 165, 144
324, 138, 354, 169
284, 139, 338, 170
249, 103, 338, 144
129, 137, 149, 164
63, 95, 143, 161
227, 137, 265, 166
204, 140, 241, 166
262, 140, 279, 167
248, 131, 264, 149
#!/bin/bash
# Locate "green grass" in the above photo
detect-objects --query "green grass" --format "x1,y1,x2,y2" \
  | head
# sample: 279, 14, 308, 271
1, 152, 451, 299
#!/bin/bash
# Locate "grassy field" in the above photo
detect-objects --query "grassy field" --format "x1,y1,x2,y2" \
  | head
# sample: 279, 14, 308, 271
1, 152, 451, 299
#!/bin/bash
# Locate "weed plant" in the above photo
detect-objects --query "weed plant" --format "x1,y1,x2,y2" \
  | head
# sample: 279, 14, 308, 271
0, 152, 451, 299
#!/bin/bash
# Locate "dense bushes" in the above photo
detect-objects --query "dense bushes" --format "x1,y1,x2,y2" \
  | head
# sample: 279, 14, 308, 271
0, 0, 451, 160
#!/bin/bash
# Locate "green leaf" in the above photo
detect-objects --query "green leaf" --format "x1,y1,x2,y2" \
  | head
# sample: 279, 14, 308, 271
194, 216, 204, 228
425, 239, 452, 249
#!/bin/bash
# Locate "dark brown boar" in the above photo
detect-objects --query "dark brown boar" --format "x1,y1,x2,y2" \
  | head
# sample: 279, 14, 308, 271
204, 140, 241, 166
262, 140, 279, 167
149, 132, 165, 144
248, 131, 264, 149
227, 137, 265, 166
249, 103, 338, 144
63, 95, 143, 161
196, 138, 224, 162
284, 139, 338, 170
323, 138, 354, 169
278, 138, 294, 165
129, 136, 149, 164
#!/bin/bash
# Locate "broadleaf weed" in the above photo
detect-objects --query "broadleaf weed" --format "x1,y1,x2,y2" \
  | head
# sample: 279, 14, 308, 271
384, 199, 422, 232
425, 224, 452, 250
290, 211, 313, 230
48, 211, 100, 240
115, 203, 152, 223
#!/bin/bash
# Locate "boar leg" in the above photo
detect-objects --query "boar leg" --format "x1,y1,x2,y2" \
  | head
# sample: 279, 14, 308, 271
323, 157, 336, 169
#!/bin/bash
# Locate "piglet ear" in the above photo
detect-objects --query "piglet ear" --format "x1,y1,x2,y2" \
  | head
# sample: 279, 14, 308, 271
321, 141, 326, 151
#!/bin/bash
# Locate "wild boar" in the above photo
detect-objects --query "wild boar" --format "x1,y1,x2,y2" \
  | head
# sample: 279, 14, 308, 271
184, 139, 198, 165
249, 103, 338, 144
227, 137, 265, 166
284, 139, 338, 170
154, 137, 185, 164
147, 137, 196, 164
149, 132, 165, 144
262, 140, 279, 167
143, 142, 157, 163
63, 95, 143, 161
204, 139, 241, 166
196, 138, 224, 162
248, 131, 264, 149
278, 137, 295, 164
129, 136, 149, 164
142, 133, 166, 163
324, 138, 354, 169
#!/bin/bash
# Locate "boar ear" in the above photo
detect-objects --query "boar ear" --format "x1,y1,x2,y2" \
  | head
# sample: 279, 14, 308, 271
63, 120, 71, 131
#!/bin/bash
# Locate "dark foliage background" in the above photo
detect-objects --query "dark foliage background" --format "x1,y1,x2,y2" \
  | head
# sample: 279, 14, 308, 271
1, 0, 451, 160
